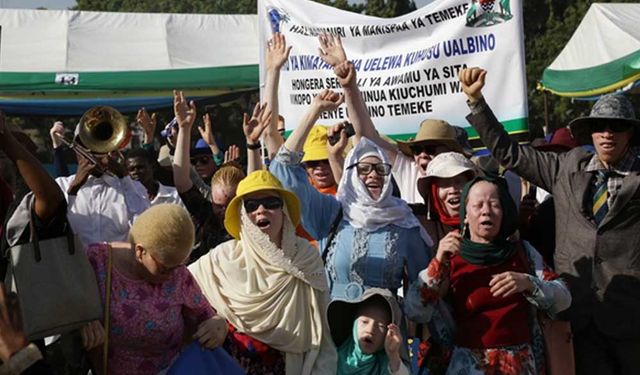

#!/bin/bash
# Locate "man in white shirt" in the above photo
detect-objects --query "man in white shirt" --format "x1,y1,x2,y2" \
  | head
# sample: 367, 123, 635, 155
125, 148, 184, 207
56, 149, 149, 247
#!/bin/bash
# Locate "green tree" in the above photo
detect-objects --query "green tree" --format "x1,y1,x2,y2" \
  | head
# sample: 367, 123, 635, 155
74, 0, 257, 14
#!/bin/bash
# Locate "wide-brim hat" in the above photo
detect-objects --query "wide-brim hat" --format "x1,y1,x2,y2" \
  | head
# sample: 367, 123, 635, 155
569, 94, 640, 146
417, 152, 478, 199
224, 170, 300, 239
397, 119, 465, 157
327, 287, 402, 348
302, 125, 330, 163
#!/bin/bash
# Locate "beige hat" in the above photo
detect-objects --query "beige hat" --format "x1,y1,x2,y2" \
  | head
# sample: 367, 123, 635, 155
397, 119, 464, 157
417, 152, 478, 200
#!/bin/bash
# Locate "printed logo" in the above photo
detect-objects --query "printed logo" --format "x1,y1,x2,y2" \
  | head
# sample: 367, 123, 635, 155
55, 73, 79, 85
466, 0, 513, 27
266, 6, 290, 34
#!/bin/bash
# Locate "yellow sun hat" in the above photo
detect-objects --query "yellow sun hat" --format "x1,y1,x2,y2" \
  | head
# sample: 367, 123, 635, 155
224, 170, 301, 239
302, 125, 330, 163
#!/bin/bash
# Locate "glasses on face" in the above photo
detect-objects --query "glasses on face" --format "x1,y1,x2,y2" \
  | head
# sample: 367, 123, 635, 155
303, 160, 329, 169
348, 162, 392, 176
243, 196, 284, 213
191, 155, 212, 165
590, 121, 633, 134
409, 144, 440, 156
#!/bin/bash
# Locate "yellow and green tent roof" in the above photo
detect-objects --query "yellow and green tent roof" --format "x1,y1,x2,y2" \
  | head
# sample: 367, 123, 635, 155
539, 3, 640, 98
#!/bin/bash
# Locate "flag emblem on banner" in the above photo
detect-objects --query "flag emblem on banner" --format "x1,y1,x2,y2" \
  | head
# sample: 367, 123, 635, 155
466, 0, 513, 27
267, 7, 290, 34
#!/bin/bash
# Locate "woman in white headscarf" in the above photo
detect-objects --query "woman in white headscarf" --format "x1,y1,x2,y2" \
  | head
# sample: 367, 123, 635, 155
269, 89, 432, 309
188, 170, 337, 375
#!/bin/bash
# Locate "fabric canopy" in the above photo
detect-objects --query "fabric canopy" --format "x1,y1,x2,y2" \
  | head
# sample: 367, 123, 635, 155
0, 9, 260, 115
539, 3, 640, 98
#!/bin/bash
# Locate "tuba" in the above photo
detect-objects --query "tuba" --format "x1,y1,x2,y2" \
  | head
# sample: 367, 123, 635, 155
77, 106, 130, 154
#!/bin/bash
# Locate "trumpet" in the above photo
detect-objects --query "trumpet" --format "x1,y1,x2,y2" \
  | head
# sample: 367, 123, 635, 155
54, 106, 130, 176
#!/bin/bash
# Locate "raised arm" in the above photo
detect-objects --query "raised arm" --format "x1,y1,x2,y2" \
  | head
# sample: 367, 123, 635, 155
1, 112, 64, 220
318, 34, 399, 164
326, 122, 349, 183
283, 89, 344, 152
243, 103, 272, 173
263, 32, 292, 159
136, 107, 157, 147
460, 68, 563, 192
199, 113, 224, 166
172, 90, 198, 193
49, 122, 70, 177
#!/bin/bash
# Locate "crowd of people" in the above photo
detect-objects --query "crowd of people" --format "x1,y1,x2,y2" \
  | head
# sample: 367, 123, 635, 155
0, 31, 637, 375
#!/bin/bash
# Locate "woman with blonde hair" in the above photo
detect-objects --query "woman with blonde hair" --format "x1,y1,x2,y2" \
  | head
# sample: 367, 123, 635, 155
84, 204, 227, 375
189, 170, 337, 375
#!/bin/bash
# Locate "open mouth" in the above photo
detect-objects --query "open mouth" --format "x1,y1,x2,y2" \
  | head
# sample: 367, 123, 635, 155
600, 142, 616, 150
447, 197, 461, 207
256, 218, 271, 229
480, 219, 494, 229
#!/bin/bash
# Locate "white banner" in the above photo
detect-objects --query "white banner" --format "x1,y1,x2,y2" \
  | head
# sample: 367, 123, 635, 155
258, 0, 528, 141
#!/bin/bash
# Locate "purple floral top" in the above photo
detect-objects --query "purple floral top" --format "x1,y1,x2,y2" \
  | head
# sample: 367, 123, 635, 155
87, 243, 214, 375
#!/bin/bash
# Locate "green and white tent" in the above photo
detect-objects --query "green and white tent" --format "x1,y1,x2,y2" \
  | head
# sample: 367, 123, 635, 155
0, 9, 260, 115
539, 3, 640, 98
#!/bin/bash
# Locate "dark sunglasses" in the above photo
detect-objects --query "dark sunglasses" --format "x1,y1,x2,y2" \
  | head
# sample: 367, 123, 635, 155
590, 121, 633, 133
243, 196, 284, 213
303, 160, 329, 169
409, 144, 439, 156
191, 155, 212, 165
348, 162, 392, 176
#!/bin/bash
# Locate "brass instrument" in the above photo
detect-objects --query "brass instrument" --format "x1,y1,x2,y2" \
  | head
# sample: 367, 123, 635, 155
53, 106, 130, 176
77, 106, 129, 154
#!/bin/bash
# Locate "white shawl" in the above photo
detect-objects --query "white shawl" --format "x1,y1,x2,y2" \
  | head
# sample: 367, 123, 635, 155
189, 206, 337, 375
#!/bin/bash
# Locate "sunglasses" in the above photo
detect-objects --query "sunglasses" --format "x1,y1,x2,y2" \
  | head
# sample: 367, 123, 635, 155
243, 196, 284, 213
409, 144, 440, 156
590, 121, 633, 133
303, 160, 329, 169
191, 155, 212, 165
348, 162, 392, 176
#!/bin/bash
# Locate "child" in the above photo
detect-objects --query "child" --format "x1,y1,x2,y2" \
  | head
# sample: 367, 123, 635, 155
328, 287, 410, 375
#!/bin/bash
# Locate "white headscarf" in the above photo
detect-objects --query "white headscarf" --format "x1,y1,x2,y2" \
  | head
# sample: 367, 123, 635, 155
336, 137, 424, 233
189, 204, 337, 375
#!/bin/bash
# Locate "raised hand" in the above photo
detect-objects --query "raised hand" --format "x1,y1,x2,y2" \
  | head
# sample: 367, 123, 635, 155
243, 102, 272, 144
459, 67, 487, 102
198, 113, 217, 148
327, 121, 349, 156
384, 323, 403, 372
318, 32, 347, 67
173, 90, 197, 129
334, 60, 356, 88
224, 145, 240, 164
136, 108, 157, 144
435, 230, 462, 263
312, 89, 345, 114
266, 32, 292, 71
50, 121, 65, 149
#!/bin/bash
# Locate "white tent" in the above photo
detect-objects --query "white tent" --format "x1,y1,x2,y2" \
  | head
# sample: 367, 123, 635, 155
0, 9, 260, 115
539, 3, 640, 98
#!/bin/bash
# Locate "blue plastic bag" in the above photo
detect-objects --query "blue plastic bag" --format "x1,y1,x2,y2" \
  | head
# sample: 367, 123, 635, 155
167, 341, 246, 375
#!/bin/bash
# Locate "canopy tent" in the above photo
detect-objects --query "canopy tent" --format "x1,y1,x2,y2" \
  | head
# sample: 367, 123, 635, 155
0, 9, 260, 115
539, 3, 640, 99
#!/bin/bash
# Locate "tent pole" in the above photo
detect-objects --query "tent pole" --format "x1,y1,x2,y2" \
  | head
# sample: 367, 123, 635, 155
543, 91, 550, 135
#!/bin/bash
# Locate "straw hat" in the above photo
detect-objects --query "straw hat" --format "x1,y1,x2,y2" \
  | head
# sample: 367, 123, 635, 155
397, 119, 465, 157
569, 94, 640, 145
302, 125, 330, 163
224, 170, 300, 239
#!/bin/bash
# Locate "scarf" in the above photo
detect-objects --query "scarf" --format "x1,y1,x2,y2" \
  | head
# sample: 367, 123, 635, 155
430, 184, 460, 227
458, 175, 518, 266
189, 205, 335, 375
337, 320, 388, 375
336, 137, 422, 232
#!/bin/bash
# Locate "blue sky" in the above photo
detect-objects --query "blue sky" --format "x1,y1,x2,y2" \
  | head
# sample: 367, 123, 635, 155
0, 0, 435, 11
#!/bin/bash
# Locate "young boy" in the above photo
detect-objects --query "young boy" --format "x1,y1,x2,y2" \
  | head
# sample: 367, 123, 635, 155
328, 288, 409, 374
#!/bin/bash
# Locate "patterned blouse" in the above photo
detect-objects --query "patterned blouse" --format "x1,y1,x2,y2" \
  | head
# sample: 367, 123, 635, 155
87, 243, 214, 375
